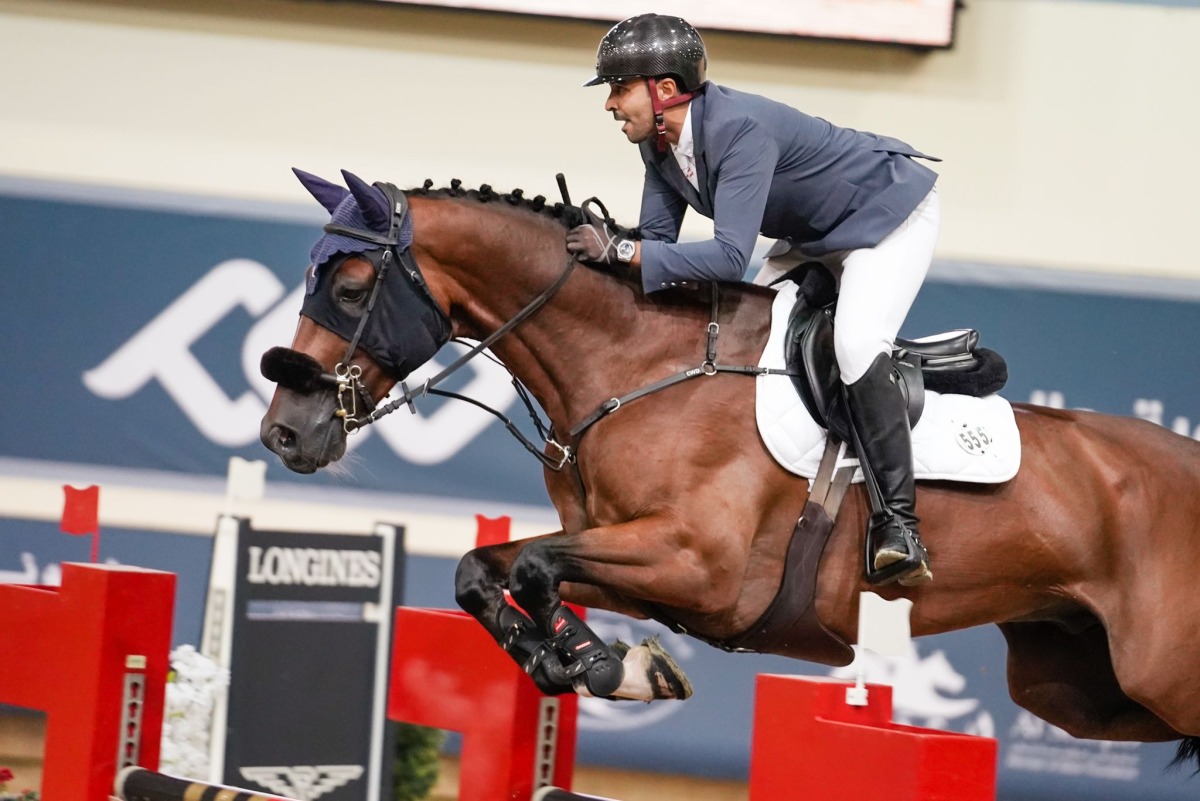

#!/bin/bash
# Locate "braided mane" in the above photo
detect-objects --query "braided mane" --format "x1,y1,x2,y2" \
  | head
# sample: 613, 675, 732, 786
406, 178, 609, 231
404, 177, 656, 294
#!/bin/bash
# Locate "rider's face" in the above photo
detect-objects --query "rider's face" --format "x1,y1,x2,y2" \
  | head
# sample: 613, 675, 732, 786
604, 80, 655, 144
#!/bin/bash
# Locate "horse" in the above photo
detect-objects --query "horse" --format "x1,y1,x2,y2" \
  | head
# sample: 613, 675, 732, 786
259, 168, 1200, 767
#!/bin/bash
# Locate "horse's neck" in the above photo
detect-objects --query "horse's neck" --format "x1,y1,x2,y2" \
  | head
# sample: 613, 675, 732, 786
489, 276, 773, 436
413, 196, 762, 433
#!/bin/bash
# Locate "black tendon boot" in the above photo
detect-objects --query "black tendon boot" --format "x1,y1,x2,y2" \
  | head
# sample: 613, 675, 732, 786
844, 352, 932, 586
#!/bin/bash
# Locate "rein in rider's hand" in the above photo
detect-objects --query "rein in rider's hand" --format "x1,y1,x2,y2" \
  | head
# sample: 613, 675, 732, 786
565, 223, 620, 265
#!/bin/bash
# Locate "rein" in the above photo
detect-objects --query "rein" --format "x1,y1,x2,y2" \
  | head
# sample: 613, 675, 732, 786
287, 184, 797, 474
367, 259, 580, 471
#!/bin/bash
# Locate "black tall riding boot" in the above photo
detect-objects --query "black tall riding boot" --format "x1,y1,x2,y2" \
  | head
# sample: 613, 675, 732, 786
844, 352, 932, 586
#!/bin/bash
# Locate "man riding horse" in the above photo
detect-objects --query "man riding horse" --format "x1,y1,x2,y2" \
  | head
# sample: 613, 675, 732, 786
565, 14, 941, 586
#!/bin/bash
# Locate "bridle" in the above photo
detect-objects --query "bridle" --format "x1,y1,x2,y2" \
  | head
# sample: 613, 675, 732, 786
316, 184, 434, 433
270, 182, 582, 471
265, 182, 798, 474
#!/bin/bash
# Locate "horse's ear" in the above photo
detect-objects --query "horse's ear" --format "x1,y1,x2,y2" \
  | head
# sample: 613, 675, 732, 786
292, 168, 349, 214
342, 169, 391, 233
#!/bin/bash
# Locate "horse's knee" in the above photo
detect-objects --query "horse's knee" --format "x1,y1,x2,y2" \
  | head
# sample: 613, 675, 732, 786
509, 543, 557, 608
454, 549, 497, 616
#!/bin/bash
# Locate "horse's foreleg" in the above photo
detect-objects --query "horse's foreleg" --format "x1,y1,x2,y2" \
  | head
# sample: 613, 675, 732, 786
507, 521, 701, 701
506, 538, 628, 698
454, 540, 575, 696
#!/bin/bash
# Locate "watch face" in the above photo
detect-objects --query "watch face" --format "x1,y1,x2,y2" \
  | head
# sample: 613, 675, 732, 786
617, 240, 636, 262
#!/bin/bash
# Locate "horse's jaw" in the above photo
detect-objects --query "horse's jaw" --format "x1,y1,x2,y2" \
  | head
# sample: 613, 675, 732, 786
259, 390, 348, 473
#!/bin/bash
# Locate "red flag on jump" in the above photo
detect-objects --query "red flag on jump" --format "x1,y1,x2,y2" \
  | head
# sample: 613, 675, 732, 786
61, 484, 101, 562
475, 514, 512, 548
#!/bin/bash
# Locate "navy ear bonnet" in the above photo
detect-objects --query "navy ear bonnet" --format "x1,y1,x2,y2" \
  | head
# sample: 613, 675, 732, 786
294, 168, 451, 381
307, 195, 412, 284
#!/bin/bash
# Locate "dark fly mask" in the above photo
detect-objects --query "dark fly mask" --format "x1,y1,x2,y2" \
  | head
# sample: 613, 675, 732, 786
300, 244, 450, 381
262, 170, 451, 432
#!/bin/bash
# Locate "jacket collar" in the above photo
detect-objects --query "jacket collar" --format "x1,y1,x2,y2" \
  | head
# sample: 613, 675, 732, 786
646, 87, 710, 209
690, 87, 707, 165
690, 89, 709, 201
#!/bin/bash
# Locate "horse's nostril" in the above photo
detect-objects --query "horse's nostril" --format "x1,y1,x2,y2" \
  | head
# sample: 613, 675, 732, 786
269, 423, 298, 454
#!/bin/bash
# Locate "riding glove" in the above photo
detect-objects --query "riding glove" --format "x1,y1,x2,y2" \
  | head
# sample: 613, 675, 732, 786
565, 224, 619, 265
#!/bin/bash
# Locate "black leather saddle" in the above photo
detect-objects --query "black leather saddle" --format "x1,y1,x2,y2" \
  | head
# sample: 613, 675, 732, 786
779, 263, 1008, 442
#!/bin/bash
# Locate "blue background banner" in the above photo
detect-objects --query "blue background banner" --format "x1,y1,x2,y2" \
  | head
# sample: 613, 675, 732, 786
3, 184, 1200, 799
0, 189, 551, 504
4, 188, 1200, 500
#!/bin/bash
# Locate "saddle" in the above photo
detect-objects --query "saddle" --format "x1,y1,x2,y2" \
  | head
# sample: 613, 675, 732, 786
781, 263, 1008, 444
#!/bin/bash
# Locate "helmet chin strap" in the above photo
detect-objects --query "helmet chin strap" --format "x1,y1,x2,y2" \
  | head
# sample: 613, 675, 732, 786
647, 77, 694, 153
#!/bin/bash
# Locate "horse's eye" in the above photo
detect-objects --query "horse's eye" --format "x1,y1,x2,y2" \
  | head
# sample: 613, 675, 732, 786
339, 287, 368, 306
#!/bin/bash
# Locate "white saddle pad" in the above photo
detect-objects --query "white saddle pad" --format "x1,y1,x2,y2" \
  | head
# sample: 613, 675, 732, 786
756, 281, 1021, 484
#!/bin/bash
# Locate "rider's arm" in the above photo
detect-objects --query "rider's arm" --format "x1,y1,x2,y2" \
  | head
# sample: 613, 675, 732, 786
639, 117, 777, 293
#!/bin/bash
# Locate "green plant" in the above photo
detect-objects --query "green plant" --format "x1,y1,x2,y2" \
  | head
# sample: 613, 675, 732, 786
393, 723, 445, 801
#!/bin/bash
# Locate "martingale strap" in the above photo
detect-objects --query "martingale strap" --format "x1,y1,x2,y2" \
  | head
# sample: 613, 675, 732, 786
569, 283, 799, 439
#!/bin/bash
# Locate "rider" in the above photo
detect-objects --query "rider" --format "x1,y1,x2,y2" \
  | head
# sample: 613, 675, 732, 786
565, 14, 940, 586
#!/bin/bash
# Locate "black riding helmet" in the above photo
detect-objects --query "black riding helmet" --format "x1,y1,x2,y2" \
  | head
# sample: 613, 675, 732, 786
583, 14, 707, 92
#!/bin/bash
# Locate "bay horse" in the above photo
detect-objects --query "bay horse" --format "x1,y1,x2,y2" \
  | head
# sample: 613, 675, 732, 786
259, 169, 1200, 767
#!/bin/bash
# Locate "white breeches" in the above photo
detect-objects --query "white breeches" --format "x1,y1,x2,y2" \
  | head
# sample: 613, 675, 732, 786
756, 185, 941, 384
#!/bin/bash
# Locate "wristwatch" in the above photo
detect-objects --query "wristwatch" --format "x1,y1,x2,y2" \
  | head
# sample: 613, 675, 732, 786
616, 239, 636, 263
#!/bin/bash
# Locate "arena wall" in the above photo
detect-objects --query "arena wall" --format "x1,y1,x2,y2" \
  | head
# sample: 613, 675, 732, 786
1, 0, 1197, 278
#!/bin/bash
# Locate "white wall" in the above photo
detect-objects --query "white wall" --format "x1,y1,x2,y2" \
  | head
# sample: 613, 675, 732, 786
1, 0, 1198, 279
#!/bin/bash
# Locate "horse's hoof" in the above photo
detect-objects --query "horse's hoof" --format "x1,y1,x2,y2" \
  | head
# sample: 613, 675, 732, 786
600, 637, 695, 702
641, 636, 694, 700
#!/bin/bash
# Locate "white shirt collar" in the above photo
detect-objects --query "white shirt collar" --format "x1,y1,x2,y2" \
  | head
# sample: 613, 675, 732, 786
670, 104, 698, 190
672, 104, 695, 160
